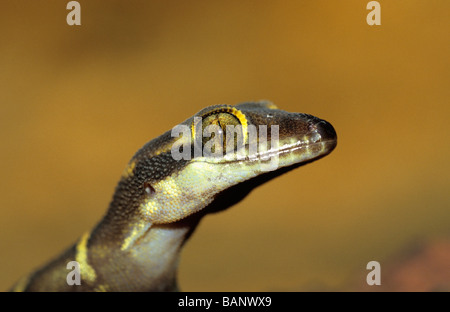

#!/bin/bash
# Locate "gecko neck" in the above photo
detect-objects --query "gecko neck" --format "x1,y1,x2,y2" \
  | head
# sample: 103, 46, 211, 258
87, 212, 201, 291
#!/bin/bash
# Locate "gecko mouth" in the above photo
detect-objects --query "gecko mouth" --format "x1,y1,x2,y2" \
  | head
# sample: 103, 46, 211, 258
203, 120, 336, 215
197, 119, 337, 167
256, 119, 337, 161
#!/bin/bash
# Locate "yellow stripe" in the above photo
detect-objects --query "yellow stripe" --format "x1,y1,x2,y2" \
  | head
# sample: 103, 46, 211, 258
122, 159, 136, 178
94, 284, 108, 292
75, 232, 97, 283
11, 275, 31, 292
192, 106, 249, 145
121, 222, 152, 251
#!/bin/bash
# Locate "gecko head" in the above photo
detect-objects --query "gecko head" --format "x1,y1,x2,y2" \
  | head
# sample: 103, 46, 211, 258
116, 101, 337, 225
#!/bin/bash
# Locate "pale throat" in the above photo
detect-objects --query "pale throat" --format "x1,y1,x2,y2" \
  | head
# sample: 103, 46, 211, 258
127, 221, 199, 277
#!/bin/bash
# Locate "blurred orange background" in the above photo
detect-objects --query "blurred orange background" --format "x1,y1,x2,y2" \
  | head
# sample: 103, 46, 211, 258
1, 1, 449, 291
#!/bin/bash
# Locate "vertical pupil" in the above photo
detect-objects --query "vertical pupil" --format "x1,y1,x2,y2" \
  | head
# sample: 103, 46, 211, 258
201, 112, 241, 153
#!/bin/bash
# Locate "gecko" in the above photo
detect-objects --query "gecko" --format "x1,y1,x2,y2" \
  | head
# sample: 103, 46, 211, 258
11, 101, 337, 291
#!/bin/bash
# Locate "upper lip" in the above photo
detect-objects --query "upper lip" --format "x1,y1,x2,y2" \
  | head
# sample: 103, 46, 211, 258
193, 118, 337, 164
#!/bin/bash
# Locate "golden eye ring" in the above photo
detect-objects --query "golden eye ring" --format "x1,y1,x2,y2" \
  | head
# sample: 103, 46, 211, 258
191, 106, 248, 148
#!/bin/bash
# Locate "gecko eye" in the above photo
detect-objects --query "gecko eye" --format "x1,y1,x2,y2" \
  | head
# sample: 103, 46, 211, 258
201, 112, 242, 154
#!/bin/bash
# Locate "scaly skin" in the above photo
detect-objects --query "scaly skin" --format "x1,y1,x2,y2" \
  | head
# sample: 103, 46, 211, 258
12, 101, 337, 291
